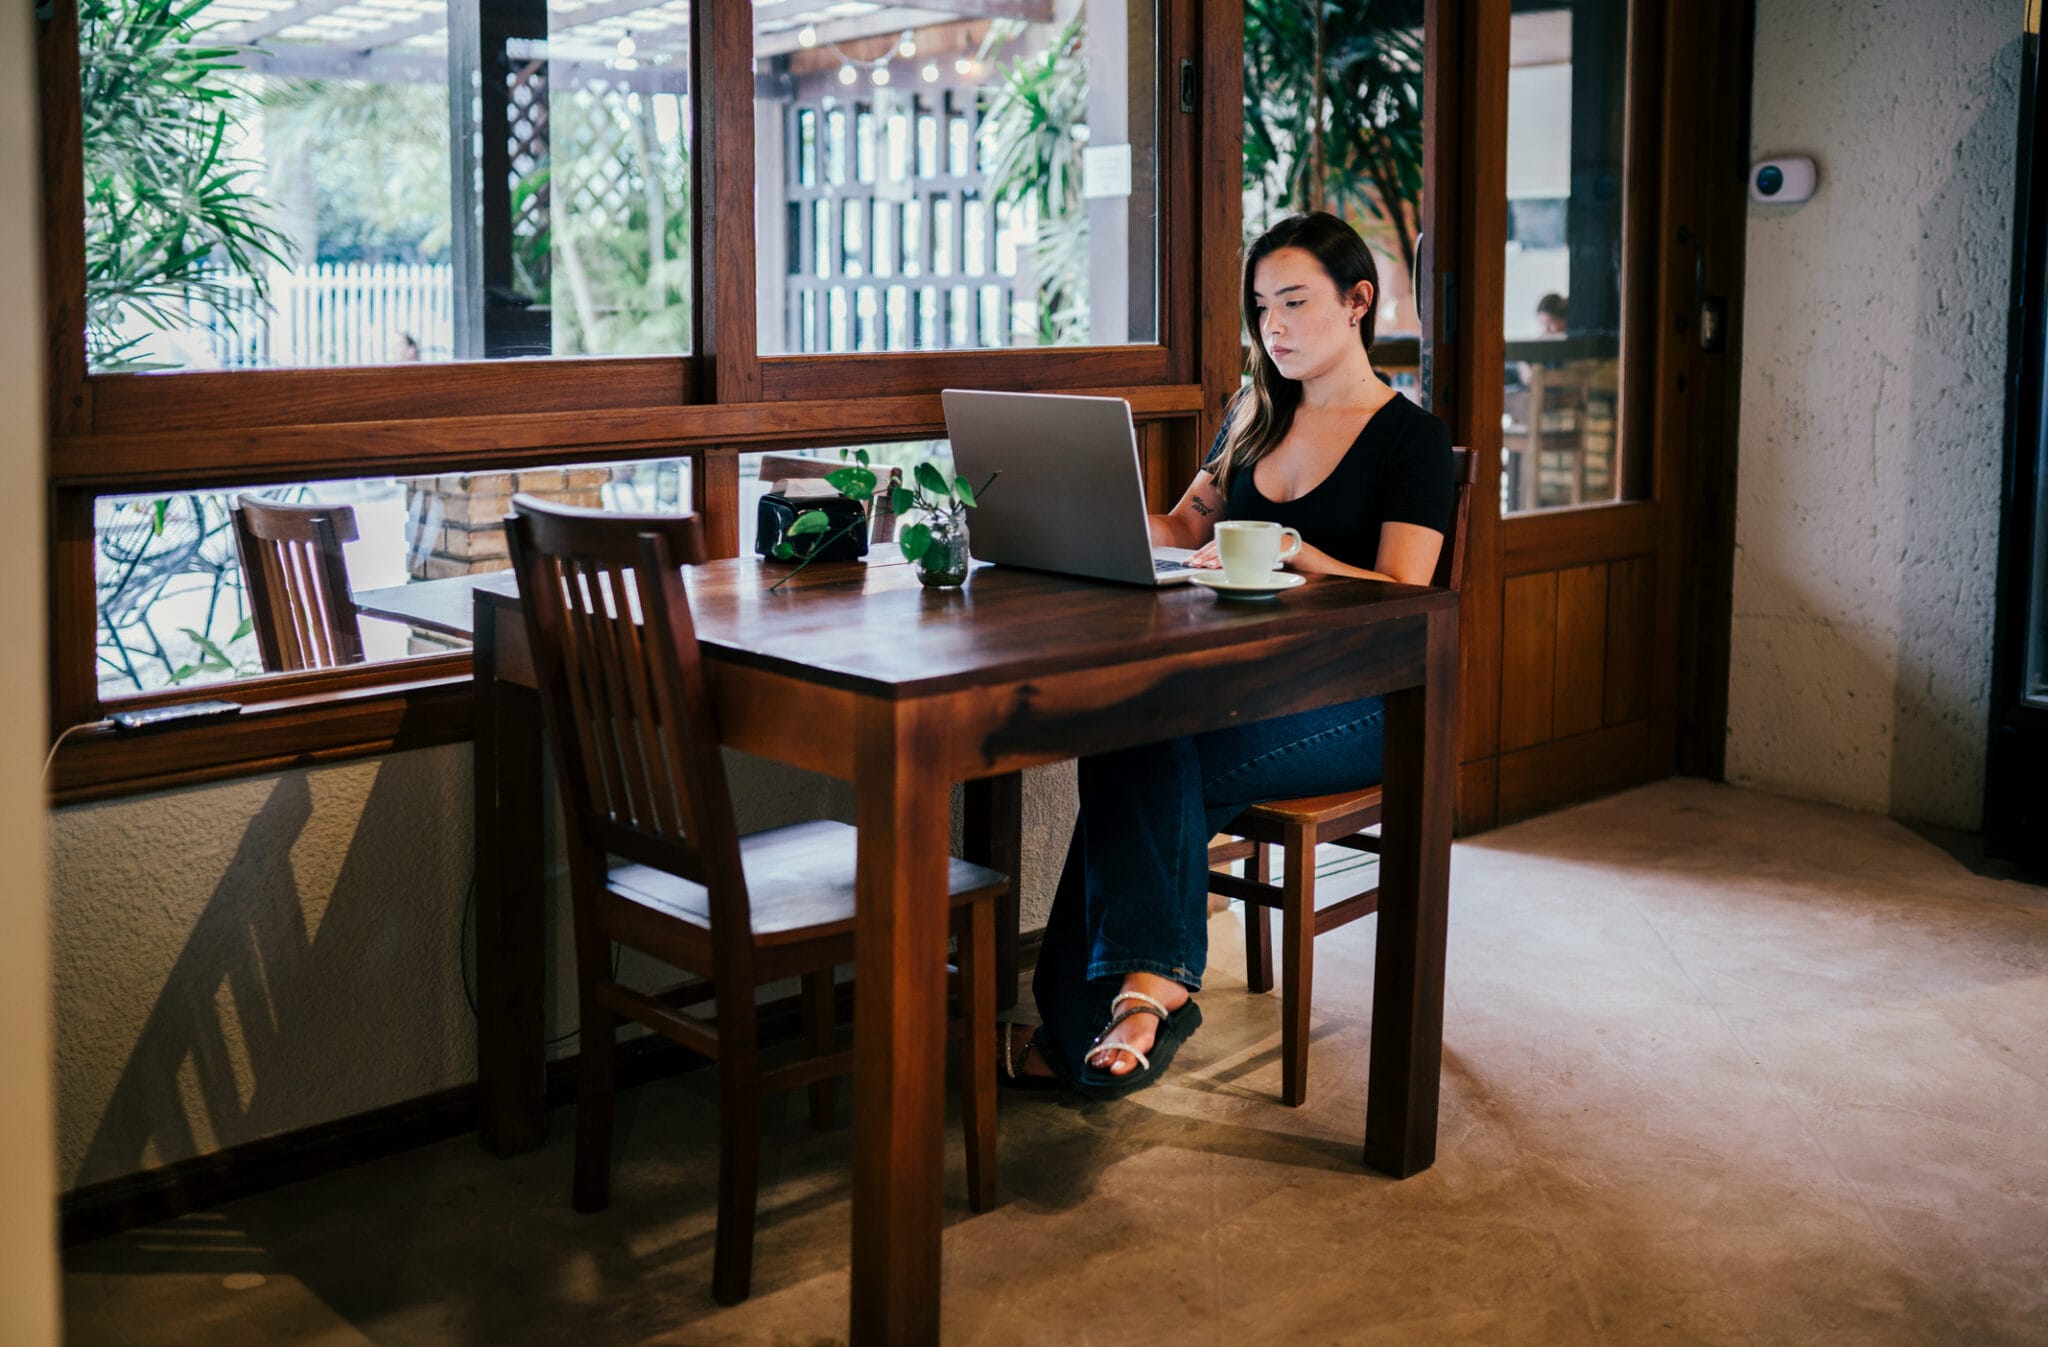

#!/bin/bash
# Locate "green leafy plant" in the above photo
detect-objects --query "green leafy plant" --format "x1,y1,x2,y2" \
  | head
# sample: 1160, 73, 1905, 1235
1243, 0, 1424, 266
81, 0, 289, 368
768, 450, 992, 590
978, 15, 1090, 346
508, 88, 694, 356
257, 77, 452, 263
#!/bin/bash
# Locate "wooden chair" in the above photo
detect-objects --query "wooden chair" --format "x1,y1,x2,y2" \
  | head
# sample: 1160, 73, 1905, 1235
1206, 447, 1475, 1107
503, 494, 1006, 1305
757, 452, 905, 543
229, 494, 365, 672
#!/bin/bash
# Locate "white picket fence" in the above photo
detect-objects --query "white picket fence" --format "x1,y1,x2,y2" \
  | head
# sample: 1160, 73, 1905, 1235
194, 262, 456, 368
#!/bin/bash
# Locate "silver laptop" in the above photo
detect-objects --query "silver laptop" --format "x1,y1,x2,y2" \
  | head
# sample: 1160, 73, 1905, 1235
941, 389, 1200, 586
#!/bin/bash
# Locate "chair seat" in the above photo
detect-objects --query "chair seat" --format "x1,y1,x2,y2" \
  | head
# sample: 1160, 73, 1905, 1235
608, 819, 1007, 946
1236, 784, 1385, 828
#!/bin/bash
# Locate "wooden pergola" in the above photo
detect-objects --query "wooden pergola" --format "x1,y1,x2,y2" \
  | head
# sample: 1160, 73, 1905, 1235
203, 0, 1059, 357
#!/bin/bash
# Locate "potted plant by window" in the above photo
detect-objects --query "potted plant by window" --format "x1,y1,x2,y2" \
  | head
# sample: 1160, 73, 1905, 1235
770, 450, 991, 590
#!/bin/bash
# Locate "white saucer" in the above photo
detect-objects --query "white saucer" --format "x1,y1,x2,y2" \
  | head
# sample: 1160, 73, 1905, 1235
1187, 570, 1306, 599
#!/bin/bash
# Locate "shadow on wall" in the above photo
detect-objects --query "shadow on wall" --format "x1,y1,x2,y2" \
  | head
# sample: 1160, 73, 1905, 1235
1889, 34, 2019, 831
71, 759, 473, 1189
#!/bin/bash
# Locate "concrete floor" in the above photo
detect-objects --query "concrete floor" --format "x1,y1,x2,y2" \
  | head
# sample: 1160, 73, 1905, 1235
62, 780, 2048, 1345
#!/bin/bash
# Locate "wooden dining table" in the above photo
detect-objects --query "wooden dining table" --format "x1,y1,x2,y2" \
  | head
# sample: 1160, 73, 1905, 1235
355, 548, 1458, 1345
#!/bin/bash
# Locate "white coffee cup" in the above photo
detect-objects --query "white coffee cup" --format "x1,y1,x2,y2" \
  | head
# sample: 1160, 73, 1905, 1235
1214, 520, 1302, 584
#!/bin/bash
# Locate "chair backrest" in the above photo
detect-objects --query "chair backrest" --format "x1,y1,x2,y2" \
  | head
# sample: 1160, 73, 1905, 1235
1432, 447, 1477, 592
503, 495, 749, 926
231, 494, 365, 672
757, 452, 904, 543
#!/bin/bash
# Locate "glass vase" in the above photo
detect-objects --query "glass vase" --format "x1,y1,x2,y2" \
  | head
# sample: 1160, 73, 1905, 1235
916, 509, 971, 588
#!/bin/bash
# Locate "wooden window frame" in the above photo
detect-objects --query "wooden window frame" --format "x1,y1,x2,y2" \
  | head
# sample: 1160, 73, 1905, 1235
38, 0, 1242, 802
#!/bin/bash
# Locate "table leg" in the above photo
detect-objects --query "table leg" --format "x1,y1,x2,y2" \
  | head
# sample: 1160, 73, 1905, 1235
850, 698, 953, 1346
474, 600, 549, 1157
1364, 605, 1458, 1177
962, 772, 1024, 1011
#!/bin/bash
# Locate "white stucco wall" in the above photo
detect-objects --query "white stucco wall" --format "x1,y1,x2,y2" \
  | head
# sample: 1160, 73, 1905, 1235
1728, 0, 2019, 829
50, 746, 1074, 1190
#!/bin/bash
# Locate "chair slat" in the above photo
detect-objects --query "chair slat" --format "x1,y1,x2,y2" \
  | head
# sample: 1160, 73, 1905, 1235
591, 565, 666, 834
610, 577, 683, 839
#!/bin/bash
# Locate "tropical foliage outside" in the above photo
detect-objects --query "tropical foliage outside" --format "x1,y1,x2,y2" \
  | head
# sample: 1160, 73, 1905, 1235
1244, 0, 1424, 281
81, 0, 287, 368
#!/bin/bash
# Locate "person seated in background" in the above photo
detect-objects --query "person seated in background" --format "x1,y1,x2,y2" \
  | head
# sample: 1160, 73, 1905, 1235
1508, 291, 1571, 393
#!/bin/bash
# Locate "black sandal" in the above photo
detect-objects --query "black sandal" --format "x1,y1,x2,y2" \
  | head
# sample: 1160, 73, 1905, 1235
1073, 991, 1203, 1100
998, 1023, 1067, 1093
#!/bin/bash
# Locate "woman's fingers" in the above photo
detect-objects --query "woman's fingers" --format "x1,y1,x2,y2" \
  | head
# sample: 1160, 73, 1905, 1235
1188, 543, 1222, 568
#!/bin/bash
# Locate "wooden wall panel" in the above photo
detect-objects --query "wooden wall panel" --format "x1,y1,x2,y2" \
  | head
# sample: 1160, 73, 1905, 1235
1605, 553, 1656, 725
1496, 718, 1655, 822
1455, 756, 1499, 834
1553, 563, 1608, 738
1499, 571, 1556, 751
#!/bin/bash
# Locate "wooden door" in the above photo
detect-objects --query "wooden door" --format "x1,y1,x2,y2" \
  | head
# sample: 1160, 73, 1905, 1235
1427, 0, 1751, 829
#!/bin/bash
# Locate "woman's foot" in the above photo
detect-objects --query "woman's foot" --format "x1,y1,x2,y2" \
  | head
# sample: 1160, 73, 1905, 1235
998, 1023, 1069, 1092
1002, 1023, 1058, 1080
1084, 972, 1191, 1079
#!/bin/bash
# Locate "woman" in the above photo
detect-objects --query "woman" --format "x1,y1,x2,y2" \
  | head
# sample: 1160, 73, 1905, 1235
1000, 211, 1454, 1098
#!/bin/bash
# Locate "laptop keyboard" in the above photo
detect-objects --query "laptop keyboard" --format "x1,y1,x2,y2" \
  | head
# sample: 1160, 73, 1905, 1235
1154, 558, 1197, 573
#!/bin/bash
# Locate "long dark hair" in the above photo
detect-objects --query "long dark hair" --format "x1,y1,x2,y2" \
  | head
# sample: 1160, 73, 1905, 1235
1211, 212, 1380, 488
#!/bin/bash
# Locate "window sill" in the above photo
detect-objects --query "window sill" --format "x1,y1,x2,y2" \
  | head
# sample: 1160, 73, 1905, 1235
50, 670, 477, 806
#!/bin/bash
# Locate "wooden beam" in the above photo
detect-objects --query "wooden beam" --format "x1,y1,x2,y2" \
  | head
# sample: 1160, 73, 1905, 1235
215, 0, 358, 45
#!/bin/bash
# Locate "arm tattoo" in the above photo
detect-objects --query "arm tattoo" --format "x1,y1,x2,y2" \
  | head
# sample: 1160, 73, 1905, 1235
1190, 496, 1213, 517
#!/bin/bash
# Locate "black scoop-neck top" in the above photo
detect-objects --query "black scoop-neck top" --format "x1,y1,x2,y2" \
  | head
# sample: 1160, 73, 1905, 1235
1206, 391, 1453, 572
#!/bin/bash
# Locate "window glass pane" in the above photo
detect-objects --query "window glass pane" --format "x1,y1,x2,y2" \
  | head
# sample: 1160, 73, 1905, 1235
1499, 2, 1630, 515
1242, 2, 1425, 403
94, 459, 693, 696
755, 5, 1160, 354
78, 0, 694, 371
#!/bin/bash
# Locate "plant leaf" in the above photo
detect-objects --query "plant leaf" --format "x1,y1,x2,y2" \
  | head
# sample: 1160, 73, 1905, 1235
771, 541, 795, 560
899, 521, 932, 563
914, 461, 951, 497
853, 448, 870, 466
825, 465, 877, 500
890, 485, 916, 516
788, 510, 830, 536
952, 476, 978, 508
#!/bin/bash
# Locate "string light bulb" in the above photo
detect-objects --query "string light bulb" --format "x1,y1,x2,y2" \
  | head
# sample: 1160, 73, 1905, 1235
955, 55, 975, 76
797, 24, 817, 47
838, 64, 857, 85
897, 30, 916, 58
871, 66, 890, 85
921, 60, 939, 82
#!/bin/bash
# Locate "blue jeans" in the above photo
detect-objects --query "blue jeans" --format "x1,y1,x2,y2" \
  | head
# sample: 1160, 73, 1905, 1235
1029, 696, 1388, 1081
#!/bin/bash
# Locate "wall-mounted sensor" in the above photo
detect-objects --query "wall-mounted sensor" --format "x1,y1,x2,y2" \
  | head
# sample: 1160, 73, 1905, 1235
1751, 155, 1818, 205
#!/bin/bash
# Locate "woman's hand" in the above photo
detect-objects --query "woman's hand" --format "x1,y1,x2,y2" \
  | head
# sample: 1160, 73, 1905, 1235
1185, 539, 1224, 568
